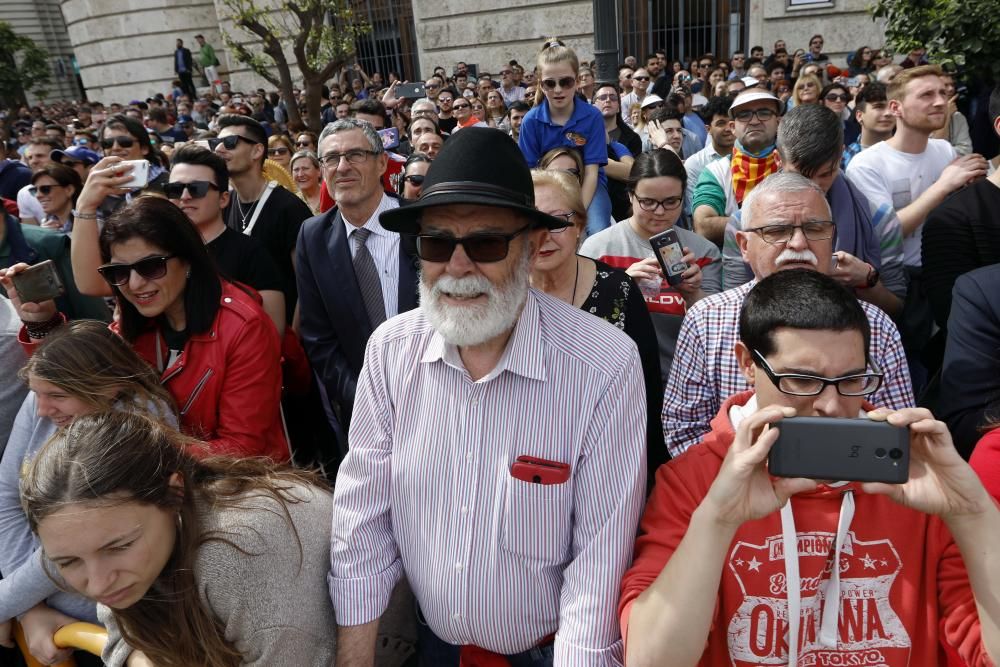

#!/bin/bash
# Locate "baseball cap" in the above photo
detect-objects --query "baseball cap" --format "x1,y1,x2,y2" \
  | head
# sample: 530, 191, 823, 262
729, 89, 782, 115
50, 146, 100, 166
177, 115, 194, 124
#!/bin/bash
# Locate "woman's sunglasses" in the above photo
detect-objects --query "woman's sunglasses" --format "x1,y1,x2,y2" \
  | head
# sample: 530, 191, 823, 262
268, 147, 290, 156
163, 180, 220, 200
541, 77, 576, 91
97, 255, 176, 286
101, 136, 136, 149
28, 185, 60, 196
404, 174, 425, 185
295, 140, 313, 148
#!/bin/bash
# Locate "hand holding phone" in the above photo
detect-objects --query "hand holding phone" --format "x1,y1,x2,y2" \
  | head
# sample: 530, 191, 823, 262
117, 160, 150, 189
0, 262, 60, 323
649, 229, 689, 286
396, 82, 427, 99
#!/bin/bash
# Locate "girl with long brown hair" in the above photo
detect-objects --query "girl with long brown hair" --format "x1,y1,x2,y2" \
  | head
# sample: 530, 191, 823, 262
20, 410, 336, 667
0, 321, 176, 666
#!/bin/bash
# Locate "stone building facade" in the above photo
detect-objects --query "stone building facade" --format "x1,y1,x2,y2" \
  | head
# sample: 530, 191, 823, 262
1, 0, 83, 104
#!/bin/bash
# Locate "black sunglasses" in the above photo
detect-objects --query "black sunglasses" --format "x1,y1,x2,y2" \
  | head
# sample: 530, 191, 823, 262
28, 184, 60, 196
164, 180, 220, 199
825, 93, 850, 103
210, 134, 260, 151
295, 140, 313, 147
101, 136, 136, 149
416, 224, 531, 263
97, 255, 176, 286
404, 174, 425, 185
541, 77, 576, 90
452, 102, 471, 110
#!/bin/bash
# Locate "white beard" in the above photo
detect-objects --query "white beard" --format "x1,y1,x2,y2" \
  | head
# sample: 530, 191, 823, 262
419, 251, 530, 347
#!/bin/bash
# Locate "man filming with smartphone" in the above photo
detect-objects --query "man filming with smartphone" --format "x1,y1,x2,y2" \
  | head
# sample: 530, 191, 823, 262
622, 268, 1000, 667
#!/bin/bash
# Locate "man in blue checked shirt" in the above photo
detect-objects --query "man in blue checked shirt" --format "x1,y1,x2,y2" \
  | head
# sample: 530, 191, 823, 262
663, 172, 914, 457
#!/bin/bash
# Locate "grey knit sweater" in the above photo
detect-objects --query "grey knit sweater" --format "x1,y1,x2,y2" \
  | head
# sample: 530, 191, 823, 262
101, 482, 337, 666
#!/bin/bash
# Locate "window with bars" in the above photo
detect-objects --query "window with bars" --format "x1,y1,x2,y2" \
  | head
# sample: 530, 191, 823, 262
622, 0, 749, 67
349, 0, 420, 83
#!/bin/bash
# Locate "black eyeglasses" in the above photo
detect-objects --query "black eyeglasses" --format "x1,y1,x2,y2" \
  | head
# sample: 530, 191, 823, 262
101, 136, 136, 149
753, 350, 883, 397
416, 224, 532, 263
164, 180, 220, 199
732, 107, 777, 123
267, 147, 290, 156
295, 140, 313, 148
210, 134, 261, 151
28, 185, 60, 196
452, 102, 471, 110
403, 174, 425, 185
546, 212, 575, 231
97, 255, 176, 286
632, 195, 683, 212
541, 77, 576, 91
745, 220, 835, 245
320, 149, 379, 166
633, 75, 651, 82
825, 93, 850, 103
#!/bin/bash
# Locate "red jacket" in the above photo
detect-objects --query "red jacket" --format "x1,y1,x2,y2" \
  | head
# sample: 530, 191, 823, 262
22, 282, 288, 461
620, 390, 992, 666
121, 281, 288, 461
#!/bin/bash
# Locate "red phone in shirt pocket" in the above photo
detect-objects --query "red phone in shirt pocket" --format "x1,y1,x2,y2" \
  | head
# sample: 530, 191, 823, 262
510, 455, 571, 485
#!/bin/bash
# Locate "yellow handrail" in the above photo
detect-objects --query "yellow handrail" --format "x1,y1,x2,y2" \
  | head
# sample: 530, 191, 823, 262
13, 619, 76, 667
53, 622, 107, 657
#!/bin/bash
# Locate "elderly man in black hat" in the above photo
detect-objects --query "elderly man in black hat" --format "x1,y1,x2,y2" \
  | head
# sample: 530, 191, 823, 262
329, 127, 647, 666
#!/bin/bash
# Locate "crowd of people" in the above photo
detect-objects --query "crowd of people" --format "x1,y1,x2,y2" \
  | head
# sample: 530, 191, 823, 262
0, 28, 998, 667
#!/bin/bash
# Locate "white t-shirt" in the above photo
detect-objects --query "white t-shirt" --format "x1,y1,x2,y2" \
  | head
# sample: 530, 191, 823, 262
15, 184, 44, 222
845, 138, 955, 267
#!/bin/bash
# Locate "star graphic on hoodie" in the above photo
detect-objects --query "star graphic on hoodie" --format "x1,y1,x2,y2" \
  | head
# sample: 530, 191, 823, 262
861, 553, 877, 570
747, 557, 762, 572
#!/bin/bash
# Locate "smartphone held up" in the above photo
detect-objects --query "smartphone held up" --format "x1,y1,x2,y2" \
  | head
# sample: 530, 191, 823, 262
768, 416, 910, 484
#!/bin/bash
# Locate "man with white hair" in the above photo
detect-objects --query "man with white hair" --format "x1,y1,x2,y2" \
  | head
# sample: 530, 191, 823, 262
662, 172, 914, 456
330, 127, 646, 665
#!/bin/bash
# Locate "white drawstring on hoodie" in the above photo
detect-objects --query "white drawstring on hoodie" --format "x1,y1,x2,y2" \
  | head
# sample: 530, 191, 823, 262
779, 489, 856, 666
728, 396, 860, 666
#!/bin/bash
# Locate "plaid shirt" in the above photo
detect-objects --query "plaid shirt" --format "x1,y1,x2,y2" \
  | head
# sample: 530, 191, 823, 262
662, 281, 915, 457
841, 141, 864, 171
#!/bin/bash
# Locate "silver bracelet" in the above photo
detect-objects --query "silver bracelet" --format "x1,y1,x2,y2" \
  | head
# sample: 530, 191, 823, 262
72, 209, 98, 220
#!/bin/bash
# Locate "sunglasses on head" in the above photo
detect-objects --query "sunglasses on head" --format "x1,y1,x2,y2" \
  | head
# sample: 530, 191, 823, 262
97, 255, 176, 286
541, 77, 576, 90
210, 134, 260, 151
163, 180, 220, 199
416, 224, 532, 263
28, 184, 60, 196
101, 135, 136, 149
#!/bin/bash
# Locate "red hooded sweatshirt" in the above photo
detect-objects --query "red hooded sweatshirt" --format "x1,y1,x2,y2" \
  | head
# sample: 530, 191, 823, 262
620, 390, 993, 666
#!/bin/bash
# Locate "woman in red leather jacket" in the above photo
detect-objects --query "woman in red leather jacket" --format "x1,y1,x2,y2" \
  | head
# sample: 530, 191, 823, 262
2, 196, 288, 461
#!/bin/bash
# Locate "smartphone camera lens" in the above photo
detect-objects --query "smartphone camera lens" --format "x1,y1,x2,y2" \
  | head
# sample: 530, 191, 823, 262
874, 447, 887, 459
889, 448, 903, 460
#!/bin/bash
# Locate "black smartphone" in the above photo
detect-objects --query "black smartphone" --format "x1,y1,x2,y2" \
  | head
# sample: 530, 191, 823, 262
768, 416, 910, 484
649, 229, 688, 286
11, 260, 66, 304
396, 83, 426, 99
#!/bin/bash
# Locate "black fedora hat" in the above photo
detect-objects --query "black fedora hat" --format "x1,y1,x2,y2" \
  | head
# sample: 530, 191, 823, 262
379, 127, 570, 234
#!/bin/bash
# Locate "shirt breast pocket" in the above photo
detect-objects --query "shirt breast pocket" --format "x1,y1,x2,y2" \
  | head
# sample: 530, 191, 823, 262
500, 477, 573, 563
890, 179, 912, 210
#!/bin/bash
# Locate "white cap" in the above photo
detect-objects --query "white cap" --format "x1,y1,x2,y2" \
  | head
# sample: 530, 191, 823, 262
729, 88, 782, 115
640, 94, 664, 109
691, 93, 709, 108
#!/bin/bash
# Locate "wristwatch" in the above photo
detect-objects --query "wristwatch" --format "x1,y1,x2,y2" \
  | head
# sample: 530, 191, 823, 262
865, 264, 880, 288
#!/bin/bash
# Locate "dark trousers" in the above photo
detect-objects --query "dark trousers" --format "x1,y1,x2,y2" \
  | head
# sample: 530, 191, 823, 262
416, 611, 554, 667
178, 71, 197, 99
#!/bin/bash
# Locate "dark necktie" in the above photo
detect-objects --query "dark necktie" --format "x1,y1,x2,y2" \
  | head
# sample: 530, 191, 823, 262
351, 227, 387, 328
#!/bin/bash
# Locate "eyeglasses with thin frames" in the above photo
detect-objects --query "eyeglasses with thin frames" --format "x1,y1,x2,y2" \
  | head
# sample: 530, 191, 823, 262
744, 220, 836, 245
320, 149, 380, 167
753, 350, 883, 397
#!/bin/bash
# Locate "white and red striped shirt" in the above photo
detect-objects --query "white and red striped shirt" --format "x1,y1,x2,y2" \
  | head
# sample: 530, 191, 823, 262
329, 288, 647, 665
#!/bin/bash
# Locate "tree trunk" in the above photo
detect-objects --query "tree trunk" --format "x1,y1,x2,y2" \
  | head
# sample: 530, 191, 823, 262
304, 77, 325, 134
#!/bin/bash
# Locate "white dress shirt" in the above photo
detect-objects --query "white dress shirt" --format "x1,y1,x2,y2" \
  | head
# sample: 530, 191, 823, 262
341, 193, 401, 318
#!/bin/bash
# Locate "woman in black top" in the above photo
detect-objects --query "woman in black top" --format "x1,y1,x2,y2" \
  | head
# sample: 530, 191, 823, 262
529, 169, 668, 491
